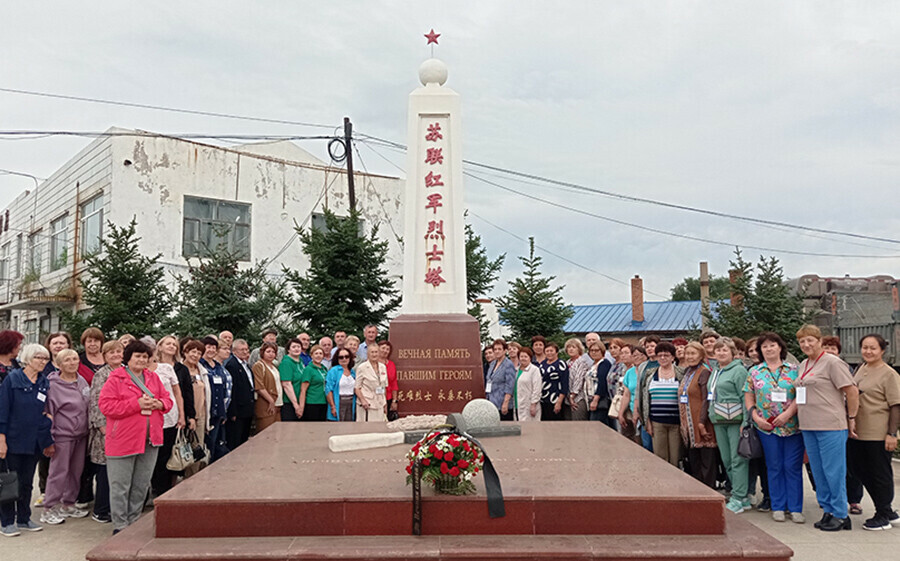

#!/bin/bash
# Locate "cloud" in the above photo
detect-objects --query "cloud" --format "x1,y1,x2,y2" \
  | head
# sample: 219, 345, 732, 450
2, 1, 899, 306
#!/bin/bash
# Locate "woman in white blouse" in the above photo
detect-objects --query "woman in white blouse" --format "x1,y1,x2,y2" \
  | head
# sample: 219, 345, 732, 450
514, 348, 542, 421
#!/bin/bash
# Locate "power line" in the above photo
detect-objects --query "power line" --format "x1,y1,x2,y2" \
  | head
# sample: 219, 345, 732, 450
469, 211, 670, 300
0, 87, 335, 129
357, 139, 900, 260
0, 130, 336, 142
463, 170, 900, 260
356, 134, 900, 246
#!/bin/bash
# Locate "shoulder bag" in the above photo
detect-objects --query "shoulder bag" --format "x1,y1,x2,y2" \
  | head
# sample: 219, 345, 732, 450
0, 459, 19, 504
738, 424, 763, 459
166, 428, 196, 471
607, 383, 625, 418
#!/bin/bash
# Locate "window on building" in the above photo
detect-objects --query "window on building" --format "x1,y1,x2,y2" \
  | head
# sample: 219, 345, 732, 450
15, 235, 22, 279
50, 214, 68, 271
80, 194, 104, 256
182, 196, 251, 260
311, 212, 365, 235
24, 318, 38, 344
26, 232, 42, 277
0, 243, 8, 281
0, 243, 9, 303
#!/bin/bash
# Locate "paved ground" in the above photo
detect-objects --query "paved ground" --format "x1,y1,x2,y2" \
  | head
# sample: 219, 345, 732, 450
3, 464, 899, 560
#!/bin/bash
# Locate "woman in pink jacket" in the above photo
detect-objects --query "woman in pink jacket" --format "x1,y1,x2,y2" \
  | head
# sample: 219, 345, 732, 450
99, 340, 171, 534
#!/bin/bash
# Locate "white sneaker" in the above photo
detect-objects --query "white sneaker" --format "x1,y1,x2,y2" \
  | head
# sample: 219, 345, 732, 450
33, 494, 44, 507
39, 508, 65, 526
60, 505, 89, 519
74, 502, 91, 509
772, 511, 786, 522
790, 512, 806, 524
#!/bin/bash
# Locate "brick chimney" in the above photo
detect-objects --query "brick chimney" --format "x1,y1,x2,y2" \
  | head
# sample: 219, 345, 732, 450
631, 275, 644, 323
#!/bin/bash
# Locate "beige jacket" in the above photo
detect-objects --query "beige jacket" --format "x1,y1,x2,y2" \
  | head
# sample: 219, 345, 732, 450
515, 363, 542, 421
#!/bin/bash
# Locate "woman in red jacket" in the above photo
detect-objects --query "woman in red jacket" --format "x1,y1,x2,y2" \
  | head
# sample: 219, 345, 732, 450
99, 340, 172, 534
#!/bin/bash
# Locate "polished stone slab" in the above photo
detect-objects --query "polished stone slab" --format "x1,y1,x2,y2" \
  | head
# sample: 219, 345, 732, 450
152, 422, 725, 538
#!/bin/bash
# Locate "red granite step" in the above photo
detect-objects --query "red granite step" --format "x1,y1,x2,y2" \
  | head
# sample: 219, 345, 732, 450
152, 423, 726, 538
87, 514, 793, 561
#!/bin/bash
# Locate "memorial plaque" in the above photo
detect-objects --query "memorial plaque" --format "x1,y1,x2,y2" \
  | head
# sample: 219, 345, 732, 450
389, 313, 484, 416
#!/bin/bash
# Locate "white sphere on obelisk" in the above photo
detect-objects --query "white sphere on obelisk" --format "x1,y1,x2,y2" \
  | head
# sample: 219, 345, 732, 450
418, 58, 448, 86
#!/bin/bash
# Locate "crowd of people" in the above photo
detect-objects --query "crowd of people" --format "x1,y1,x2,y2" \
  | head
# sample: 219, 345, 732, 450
1, 322, 898, 538
481, 326, 899, 532
0, 324, 398, 538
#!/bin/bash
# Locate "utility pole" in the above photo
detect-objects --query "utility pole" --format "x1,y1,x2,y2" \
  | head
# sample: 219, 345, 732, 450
344, 116, 356, 211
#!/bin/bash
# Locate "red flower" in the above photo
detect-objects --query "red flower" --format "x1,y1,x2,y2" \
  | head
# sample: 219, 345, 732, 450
423, 458, 431, 466
447, 437, 459, 447
429, 444, 438, 454
406, 464, 412, 474
412, 443, 420, 453
444, 451, 454, 462
434, 449, 443, 460
449, 467, 460, 477
440, 462, 449, 474
458, 459, 469, 469
462, 441, 471, 451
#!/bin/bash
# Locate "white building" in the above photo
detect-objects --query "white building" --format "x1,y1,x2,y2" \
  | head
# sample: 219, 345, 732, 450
0, 128, 405, 342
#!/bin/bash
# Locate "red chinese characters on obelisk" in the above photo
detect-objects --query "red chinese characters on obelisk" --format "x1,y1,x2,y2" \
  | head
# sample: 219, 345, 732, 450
423, 121, 447, 288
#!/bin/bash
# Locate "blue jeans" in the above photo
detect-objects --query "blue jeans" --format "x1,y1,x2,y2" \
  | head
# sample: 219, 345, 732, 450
640, 424, 654, 452
803, 430, 848, 518
758, 431, 804, 513
0, 453, 39, 526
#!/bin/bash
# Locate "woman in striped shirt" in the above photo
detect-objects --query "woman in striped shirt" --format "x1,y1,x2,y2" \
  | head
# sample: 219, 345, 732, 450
646, 342, 684, 466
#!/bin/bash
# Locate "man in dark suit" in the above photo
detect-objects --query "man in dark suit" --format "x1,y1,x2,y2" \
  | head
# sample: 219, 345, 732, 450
224, 339, 256, 451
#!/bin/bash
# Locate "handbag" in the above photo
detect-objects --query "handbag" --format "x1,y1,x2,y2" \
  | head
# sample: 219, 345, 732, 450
712, 402, 743, 423
738, 424, 763, 459
608, 384, 625, 418
186, 428, 209, 464
166, 428, 196, 471
0, 460, 19, 504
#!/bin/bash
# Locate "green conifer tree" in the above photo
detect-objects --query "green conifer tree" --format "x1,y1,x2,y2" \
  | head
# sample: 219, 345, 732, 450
496, 237, 573, 343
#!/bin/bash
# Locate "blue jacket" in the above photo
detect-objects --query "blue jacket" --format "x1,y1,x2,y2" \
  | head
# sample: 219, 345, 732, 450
201, 358, 229, 420
0, 368, 54, 454
486, 357, 517, 410
324, 366, 356, 421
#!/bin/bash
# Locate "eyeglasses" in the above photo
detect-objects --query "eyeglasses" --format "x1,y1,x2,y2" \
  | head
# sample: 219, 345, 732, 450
33, 355, 50, 361
338, 355, 351, 360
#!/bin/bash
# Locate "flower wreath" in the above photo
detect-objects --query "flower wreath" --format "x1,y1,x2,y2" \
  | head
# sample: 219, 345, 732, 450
405, 430, 485, 495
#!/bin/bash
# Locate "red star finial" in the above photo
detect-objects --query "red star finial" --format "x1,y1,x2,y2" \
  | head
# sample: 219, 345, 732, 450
424, 29, 440, 45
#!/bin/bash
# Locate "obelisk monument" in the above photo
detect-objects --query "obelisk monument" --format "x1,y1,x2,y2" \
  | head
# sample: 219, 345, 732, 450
389, 31, 485, 415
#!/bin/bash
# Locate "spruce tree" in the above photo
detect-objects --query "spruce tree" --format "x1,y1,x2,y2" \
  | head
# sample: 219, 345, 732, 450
281, 208, 400, 336
60, 218, 170, 338
705, 250, 811, 356
464, 223, 505, 343
496, 237, 573, 343
166, 242, 281, 342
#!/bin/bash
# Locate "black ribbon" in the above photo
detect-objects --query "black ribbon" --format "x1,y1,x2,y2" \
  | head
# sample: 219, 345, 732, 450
409, 427, 505, 535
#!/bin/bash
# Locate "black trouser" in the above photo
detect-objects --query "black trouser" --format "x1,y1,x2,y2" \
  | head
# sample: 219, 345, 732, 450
76, 452, 95, 504
225, 416, 253, 449
151, 427, 178, 497
93, 463, 110, 518
688, 447, 719, 490
749, 456, 770, 500
37, 455, 49, 494
301, 404, 327, 422
281, 405, 300, 422
500, 409, 514, 421
540, 401, 565, 421
847, 439, 895, 516
846, 440, 864, 504
0, 454, 38, 526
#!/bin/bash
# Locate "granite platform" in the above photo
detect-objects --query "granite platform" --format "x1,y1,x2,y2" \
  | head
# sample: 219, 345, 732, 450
87, 422, 793, 561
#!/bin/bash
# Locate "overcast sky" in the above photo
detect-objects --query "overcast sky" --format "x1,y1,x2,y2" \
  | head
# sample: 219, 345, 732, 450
2, 2, 899, 305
